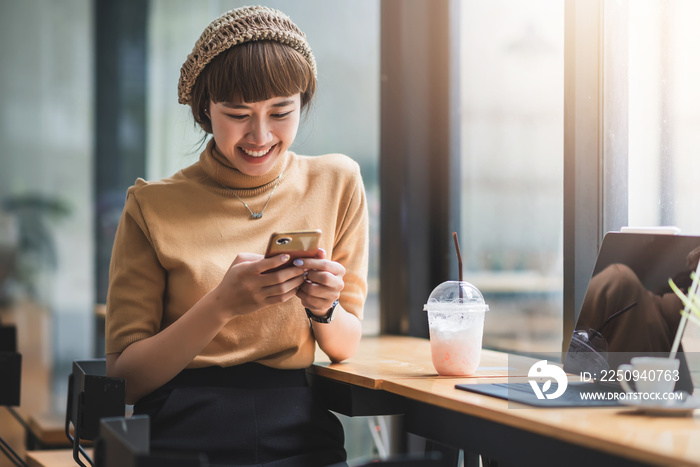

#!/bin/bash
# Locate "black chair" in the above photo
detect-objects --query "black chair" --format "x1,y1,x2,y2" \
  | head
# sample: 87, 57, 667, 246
65, 359, 126, 467
0, 324, 21, 406
0, 323, 27, 467
94, 415, 208, 467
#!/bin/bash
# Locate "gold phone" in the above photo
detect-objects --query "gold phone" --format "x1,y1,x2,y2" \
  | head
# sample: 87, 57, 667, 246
264, 229, 322, 272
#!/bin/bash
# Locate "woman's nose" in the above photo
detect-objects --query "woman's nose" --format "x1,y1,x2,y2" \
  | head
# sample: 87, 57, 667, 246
246, 117, 272, 144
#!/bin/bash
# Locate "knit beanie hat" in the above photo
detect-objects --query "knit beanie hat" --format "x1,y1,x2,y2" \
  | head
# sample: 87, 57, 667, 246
178, 5, 317, 105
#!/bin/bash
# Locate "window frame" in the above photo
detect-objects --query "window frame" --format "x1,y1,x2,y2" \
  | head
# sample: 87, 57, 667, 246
379, 0, 461, 337
564, 0, 630, 351
381, 0, 632, 354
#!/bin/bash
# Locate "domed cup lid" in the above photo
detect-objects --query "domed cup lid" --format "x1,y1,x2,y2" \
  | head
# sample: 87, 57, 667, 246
424, 280, 489, 312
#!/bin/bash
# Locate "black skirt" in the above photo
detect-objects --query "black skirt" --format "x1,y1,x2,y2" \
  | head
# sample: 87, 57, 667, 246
133, 363, 347, 467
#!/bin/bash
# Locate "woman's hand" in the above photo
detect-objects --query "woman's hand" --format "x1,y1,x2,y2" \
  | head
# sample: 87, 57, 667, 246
293, 249, 346, 315
214, 252, 306, 318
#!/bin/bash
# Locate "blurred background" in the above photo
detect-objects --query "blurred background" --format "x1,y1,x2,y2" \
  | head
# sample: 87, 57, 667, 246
2, 0, 700, 463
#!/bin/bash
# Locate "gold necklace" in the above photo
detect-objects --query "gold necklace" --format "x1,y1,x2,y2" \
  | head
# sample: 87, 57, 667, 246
228, 172, 283, 219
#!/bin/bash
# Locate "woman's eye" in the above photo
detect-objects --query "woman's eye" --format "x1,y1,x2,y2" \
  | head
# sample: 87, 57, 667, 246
226, 114, 247, 120
271, 111, 293, 119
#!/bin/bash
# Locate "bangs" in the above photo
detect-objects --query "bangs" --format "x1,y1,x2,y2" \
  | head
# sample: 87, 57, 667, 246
204, 41, 315, 105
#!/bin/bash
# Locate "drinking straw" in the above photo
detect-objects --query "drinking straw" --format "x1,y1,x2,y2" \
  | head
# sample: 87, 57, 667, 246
452, 232, 463, 282
669, 259, 700, 360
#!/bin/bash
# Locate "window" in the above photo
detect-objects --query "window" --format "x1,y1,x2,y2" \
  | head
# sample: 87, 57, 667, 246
603, 0, 700, 360
625, 0, 700, 234
459, 0, 565, 354
0, 0, 94, 403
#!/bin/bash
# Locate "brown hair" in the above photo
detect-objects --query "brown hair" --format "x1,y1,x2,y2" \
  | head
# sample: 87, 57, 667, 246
190, 40, 317, 133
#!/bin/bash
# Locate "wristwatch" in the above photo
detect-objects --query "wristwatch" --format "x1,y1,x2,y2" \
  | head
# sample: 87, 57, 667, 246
305, 299, 339, 324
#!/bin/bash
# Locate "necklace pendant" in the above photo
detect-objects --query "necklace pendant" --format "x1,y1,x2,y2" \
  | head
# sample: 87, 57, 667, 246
228, 171, 283, 221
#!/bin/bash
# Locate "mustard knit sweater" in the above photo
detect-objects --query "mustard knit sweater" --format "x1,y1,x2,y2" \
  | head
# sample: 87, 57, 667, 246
105, 139, 369, 369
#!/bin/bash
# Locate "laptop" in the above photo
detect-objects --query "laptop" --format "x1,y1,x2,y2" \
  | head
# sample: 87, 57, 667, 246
457, 231, 700, 407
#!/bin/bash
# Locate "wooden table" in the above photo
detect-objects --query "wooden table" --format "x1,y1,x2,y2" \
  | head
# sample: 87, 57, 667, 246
308, 335, 700, 467
25, 449, 92, 467
309, 333, 514, 387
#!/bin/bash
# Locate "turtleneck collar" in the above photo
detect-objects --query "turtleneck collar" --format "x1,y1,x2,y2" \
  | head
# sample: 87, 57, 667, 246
199, 138, 291, 190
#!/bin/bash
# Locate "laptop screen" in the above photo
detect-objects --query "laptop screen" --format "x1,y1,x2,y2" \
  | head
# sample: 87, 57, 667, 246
563, 232, 700, 393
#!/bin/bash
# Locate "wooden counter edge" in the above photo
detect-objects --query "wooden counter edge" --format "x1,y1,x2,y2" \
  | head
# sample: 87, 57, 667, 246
381, 379, 700, 467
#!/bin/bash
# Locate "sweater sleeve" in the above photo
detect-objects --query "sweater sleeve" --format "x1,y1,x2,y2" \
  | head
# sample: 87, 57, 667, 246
332, 162, 369, 320
105, 184, 167, 355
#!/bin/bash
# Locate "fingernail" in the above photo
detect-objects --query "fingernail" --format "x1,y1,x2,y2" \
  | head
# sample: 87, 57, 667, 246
293, 259, 304, 267
281, 254, 290, 262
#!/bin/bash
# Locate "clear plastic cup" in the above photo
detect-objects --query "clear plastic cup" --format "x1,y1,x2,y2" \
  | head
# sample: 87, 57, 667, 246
424, 281, 489, 376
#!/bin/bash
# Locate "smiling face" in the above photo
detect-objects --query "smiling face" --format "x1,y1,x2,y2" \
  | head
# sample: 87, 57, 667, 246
209, 94, 301, 176
188, 41, 316, 155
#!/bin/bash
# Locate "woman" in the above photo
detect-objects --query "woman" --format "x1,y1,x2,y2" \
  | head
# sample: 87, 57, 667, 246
105, 6, 368, 466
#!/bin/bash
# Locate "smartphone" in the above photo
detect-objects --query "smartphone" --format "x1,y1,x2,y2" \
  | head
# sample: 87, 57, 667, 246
264, 229, 322, 273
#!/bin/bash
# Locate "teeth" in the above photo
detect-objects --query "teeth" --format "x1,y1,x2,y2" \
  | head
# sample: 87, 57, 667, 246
241, 146, 272, 157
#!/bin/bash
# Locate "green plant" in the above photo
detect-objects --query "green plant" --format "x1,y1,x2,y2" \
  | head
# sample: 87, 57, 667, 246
0, 194, 71, 303
668, 257, 700, 358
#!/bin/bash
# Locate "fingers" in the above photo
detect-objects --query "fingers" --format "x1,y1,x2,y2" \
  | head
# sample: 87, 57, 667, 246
291, 253, 344, 311
297, 280, 338, 300
292, 256, 346, 279
231, 252, 265, 265
254, 254, 291, 273
230, 253, 290, 275
306, 249, 338, 285
221, 254, 307, 313
252, 255, 306, 301
304, 269, 344, 287
244, 254, 309, 281
262, 273, 306, 301
296, 283, 339, 312
225, 251, 347, 313
295, 254, 344, 312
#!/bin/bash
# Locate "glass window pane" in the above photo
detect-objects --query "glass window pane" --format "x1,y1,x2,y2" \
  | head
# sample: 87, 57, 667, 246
459, 0, 564, 354
625, 0, 700, 364
628, 0, 700, 235
0, 0, 94, 410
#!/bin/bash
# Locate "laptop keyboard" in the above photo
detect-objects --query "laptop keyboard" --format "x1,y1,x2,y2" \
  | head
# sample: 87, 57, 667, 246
457, 382, 622, 406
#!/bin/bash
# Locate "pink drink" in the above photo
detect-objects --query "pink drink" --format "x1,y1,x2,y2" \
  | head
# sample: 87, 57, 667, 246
429, 323, 483, 376
424, 281, 488, 376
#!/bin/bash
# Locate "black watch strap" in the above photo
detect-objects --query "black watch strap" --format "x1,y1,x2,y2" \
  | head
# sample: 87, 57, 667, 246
305, 299, 339, 324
